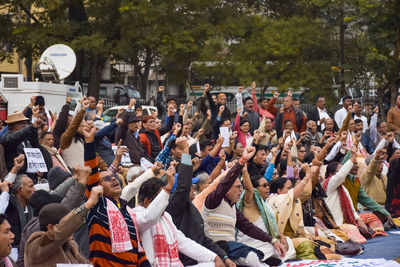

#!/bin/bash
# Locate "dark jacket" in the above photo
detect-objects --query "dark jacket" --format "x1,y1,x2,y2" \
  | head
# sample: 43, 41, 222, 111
206, 91, 231, 121
307, 107, 338, 133
166, 154, 227, 265
275, 107, 306, 137
248, 160, 267, 177
94, 121, 118, 166
0, 125, 52, 180
115, 111, 145, 165
4, 194, 34, 248
243, 109, 260, 135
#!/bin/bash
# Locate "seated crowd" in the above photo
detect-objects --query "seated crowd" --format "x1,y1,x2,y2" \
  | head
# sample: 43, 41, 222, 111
0, 83, 400, 267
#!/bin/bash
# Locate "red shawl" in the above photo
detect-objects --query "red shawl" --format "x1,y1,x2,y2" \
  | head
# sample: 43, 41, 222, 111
323, 175, 357, 225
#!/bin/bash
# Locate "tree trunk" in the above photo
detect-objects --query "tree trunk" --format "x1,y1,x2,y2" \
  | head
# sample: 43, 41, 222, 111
339, 23, 346, 96
87, 56, 106, 98
376, 84, 388, 119
69, 51, 84, 83
24, 56, 33, 81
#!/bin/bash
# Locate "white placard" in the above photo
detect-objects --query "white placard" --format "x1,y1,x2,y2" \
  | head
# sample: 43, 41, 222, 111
112, 145, 132, 166
140, 157, 154, 169
219, 127, 231, 148
196, 141, 201, 155
24, 148, 48, 173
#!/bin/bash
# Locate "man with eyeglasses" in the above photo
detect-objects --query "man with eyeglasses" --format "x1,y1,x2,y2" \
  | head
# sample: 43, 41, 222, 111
202, 147, 284, 266
83, 122, 171, 267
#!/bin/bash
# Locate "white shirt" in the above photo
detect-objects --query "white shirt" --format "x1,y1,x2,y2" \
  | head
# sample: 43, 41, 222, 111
134, 201, 216, 265
334, 107, 348, 129
325, 160, 360, 225
354, 114, 368, 133
317, 107, 330, 130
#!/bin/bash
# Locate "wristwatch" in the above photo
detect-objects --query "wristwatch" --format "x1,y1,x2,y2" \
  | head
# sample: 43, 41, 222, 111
75, 203, 90, 219
222, 255, 229, 262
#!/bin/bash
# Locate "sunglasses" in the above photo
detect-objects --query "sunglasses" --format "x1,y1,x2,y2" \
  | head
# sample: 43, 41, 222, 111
258, 183, 269, 188
99, 174, 119, 183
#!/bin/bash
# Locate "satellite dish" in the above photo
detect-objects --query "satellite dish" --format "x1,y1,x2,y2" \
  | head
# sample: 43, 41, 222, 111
39, 44, 76, 81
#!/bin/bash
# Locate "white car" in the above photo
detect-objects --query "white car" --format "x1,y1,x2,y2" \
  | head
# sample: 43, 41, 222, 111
103, 105, 158, 123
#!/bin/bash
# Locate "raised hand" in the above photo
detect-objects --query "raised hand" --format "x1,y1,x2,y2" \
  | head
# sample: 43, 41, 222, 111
86, 185, 103, 209
33, 118, 44, 128
287, 90, 292, 97
373, 106, 379, 114
219, 149, 226, 161
274, 92, 280, 99
325, 137, 335, 147
13, 154, 25, 172
30, 96, 37, 107
151, 162, 164, 173
251, 81, 256, 92
81, 99, 90, 111
0, 180, 12, 192
216, 134, 224, 145
175, 136, 189, 149
172, 123, 182, 135
385, 132, 395, 143
115, 139, 129, 158
128, 98, 136, 109
32, 105, 40, 118
165, 164, 176, 191
76, 166, 92, 185
219, 105, 225, 115
237, 107, 241, 114
347, 105, 354, 113
242, 146, 256, 161
207, 109, 211, 120
83, 122, 96, 143
238, 86, 244, 94
340, 131, 348, 142
158, 86, 165, 92
66, 96, 72, 103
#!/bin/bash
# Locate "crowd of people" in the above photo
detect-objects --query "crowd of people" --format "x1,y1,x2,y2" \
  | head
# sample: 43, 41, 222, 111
0, 82, 400, 267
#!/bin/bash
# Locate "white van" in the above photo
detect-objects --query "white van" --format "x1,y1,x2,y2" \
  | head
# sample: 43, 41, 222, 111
0, 74, 83, 116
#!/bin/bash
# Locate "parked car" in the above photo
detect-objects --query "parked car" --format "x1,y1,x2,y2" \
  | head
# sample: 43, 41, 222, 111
83, 83, 142, 108
102, 105, 158, 123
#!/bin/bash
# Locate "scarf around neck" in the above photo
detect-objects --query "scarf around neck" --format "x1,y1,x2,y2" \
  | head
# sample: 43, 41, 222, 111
323, 176, 357, 225
237, 189, 279, 238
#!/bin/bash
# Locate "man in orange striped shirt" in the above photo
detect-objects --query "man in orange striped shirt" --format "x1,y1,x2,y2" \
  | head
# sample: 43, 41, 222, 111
83, 122, 151, 267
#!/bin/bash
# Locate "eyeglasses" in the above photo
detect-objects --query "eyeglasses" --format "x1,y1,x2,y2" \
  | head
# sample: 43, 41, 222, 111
234, 184, 243, 190
258, 183, 269, 188
99, 174, 118, 183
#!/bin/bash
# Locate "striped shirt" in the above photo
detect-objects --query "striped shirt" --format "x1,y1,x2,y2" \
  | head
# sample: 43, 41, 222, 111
85, 141, 150, 267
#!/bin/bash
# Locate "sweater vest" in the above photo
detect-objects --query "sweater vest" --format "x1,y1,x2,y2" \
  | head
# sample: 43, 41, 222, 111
201, 199, 236, 242
62, 140, 84, 169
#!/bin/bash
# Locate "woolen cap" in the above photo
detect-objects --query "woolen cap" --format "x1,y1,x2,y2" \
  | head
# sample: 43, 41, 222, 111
5, 112, 29, 124
129, 113, 141, 123
39, 203, 70, 230
47, 167, 72, 190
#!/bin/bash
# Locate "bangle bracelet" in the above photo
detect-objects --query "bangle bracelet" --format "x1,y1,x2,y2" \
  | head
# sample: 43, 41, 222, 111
164, 187, 171, 194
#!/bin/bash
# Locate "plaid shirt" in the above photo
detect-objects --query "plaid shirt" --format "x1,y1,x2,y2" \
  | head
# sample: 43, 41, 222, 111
155, 134, 176, 167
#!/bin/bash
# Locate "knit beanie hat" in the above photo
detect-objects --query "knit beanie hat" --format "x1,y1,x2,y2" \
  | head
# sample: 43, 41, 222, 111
39, 203, 70, 231
47, 167, 72, 190
29, 190, 63, 216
